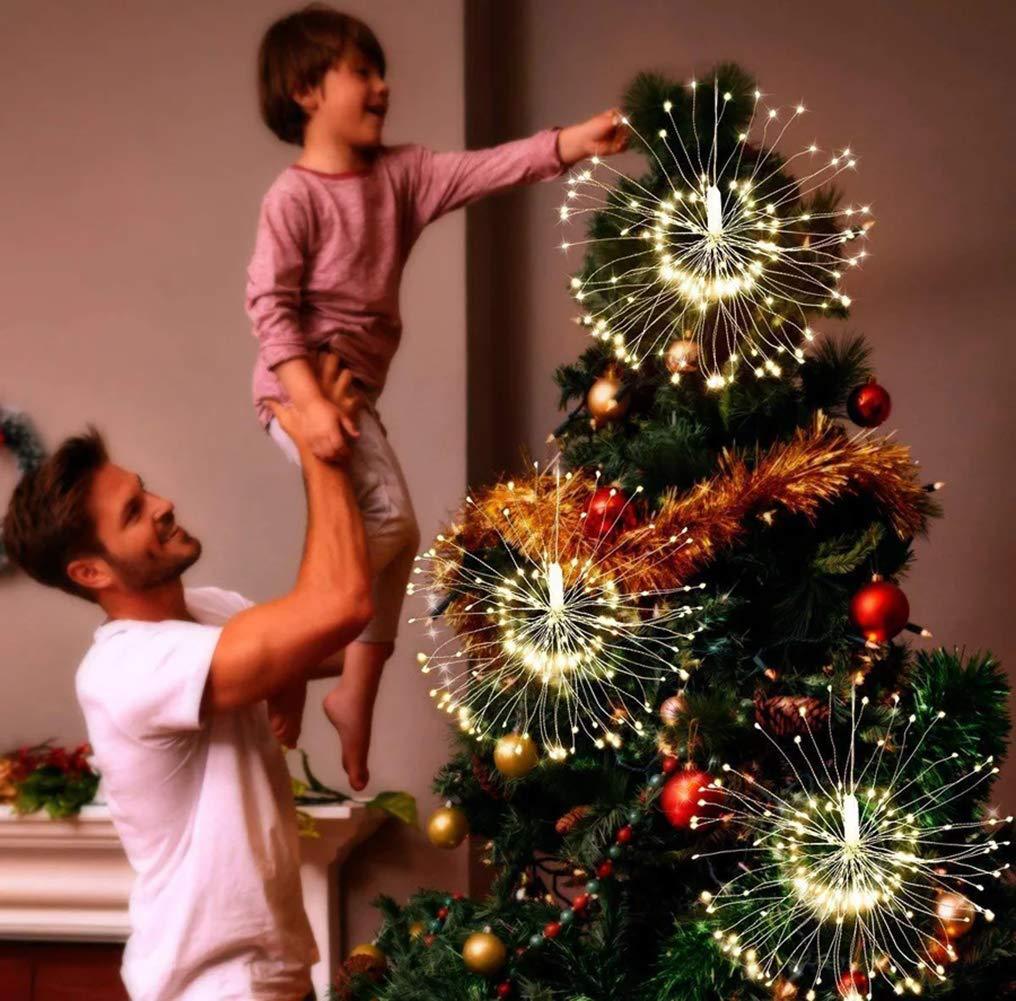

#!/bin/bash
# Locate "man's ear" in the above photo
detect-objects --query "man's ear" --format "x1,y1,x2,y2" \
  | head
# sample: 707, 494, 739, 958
66, 555, 114, 596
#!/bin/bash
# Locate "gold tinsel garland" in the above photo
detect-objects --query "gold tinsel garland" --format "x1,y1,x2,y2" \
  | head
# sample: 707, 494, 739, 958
435, 415, 929, 600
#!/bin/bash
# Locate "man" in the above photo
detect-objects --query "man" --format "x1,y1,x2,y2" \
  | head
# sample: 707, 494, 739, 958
2, 361, 370, 1001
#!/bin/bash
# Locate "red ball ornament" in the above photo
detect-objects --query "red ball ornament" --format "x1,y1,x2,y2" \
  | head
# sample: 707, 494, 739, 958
616, 825, 633, 845
543, 921, 562, 939
850, 580, 910, 644
660, 769, 722, 829
836, 969, 869, 998
582, 486, 638, 540
571, 893, 591, 914
661, 755, 679, 775
847, 379, 892, 428
496, 982, 513, 999
596, 859, 614, 879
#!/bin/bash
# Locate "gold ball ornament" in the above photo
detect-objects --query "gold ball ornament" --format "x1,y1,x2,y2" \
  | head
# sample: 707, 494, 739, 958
771, 976, 798, 1000
427, 804, 470, 850
349, 942, 387, 971
664, 337, 699, 375
936, 890, 976, 938
461, 930, 507, 976
409, 920, 427, 940
586, 371, 629, 427
493, 733, 539, 779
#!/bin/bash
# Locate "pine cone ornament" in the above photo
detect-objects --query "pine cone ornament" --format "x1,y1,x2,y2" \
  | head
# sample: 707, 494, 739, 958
754, 693, 829, 737
472, 754, 505, 800
555, 805, 593, 835
332, 953, 385, 1000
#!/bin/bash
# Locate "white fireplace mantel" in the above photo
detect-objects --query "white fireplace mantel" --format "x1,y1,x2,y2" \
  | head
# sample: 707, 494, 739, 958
0, 802, 387, 999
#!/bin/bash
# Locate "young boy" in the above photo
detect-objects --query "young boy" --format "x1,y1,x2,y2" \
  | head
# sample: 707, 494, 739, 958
246, 3, 629, 790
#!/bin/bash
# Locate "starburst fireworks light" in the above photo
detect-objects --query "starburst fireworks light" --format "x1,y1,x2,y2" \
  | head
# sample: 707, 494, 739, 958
559, 78, 873, 388
690, 686, 1011, 998
407, 462, 707, 758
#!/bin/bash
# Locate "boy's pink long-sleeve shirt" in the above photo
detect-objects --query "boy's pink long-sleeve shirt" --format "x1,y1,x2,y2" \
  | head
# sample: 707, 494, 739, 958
246, 128, 566, 427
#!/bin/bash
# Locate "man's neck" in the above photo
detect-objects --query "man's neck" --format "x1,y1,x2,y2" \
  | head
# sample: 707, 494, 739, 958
296, 127, 376, 174
100, 579, 192, 624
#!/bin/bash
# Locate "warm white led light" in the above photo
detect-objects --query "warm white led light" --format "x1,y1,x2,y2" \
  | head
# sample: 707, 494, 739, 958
691, 688, 1010, 996
560, 79, 871, 386
407, 461, 707, 755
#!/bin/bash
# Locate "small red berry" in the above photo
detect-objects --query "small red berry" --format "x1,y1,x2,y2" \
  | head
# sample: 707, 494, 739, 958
616, 825, 633, 845
572, 893, 591, 913
661, 755, 679, 775
544, 921, 562, 939
437, 907, 449, 920
596, 860, 614, 879
496, 982, 513, 998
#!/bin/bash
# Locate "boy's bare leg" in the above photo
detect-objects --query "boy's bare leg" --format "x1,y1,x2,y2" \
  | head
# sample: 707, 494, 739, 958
322, 639, 391, 791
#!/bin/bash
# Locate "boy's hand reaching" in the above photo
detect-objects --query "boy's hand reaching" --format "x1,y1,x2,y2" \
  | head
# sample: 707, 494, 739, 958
557, 108, 630, 166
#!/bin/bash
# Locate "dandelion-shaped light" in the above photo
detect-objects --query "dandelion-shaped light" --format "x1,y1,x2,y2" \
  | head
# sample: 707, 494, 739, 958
407, 461, 706, 758
560, 77, 872, 388
691, 686, 1011, 998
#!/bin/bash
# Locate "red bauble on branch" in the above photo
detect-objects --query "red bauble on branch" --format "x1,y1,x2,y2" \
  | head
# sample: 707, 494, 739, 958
836, 970, 869, 998
582, 486, 638, 540
847, 379, 892, 428
660, 768, 721, 829
850, 579, 910, 643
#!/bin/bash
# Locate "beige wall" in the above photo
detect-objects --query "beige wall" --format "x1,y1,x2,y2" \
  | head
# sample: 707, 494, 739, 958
467, 0, 1016, 808
0, 0, 468, 948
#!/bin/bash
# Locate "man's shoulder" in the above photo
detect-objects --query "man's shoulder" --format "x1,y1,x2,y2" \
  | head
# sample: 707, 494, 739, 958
75, 587, 251, 703
184, 586, 255, 626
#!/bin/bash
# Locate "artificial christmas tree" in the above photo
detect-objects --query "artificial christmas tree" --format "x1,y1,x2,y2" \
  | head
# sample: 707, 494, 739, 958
339, 66, 1013, 1001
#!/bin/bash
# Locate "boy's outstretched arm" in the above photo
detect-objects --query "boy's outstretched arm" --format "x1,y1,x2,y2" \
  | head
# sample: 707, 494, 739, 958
202, 368, 373, 716
410, 108, 630, 229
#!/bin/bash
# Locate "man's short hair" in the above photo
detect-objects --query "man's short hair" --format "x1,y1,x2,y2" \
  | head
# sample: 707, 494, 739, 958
3, 428, 108, 602
258, 3, 386, 146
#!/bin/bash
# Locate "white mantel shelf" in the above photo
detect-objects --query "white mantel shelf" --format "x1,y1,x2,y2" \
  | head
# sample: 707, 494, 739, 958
0, 802, 387, 999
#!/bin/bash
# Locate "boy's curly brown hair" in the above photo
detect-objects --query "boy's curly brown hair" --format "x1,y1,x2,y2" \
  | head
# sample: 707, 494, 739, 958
258, 4, 386, 146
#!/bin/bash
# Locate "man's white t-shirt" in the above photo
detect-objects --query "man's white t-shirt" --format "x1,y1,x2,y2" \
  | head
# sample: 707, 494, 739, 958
76, 586, 318, 1001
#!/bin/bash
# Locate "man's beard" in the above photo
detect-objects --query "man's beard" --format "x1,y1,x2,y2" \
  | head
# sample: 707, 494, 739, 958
109, 533, 203, 591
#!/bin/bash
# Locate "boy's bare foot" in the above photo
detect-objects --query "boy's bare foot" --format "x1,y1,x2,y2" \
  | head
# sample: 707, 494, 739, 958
322, 686, 372, 791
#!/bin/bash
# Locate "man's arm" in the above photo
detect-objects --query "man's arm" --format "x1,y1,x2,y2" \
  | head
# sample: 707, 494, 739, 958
202, 375, 373, 715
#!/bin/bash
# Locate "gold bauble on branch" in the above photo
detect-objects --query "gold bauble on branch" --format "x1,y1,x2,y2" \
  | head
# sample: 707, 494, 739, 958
664, 337, 699, 376
586, 369, 629, 427
349, 942, 387, 970
461, 929, 507, 976
493, 733, 539, 779
771, 976, 798, 1000
408, 920, 427, 940
936, 890, 976, 938
427, 804, 470, 850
